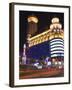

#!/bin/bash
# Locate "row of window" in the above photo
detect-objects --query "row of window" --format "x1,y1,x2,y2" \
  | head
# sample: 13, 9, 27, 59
50, 38, 64, 57
29, 33, 64, 47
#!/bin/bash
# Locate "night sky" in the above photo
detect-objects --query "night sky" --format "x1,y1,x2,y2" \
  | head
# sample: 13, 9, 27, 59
19, 11, 64, 54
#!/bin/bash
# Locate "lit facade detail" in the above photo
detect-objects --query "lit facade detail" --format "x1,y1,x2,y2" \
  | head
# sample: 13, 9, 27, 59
28, 29, 64, 47
28, 16, 38, 23
49, 17, 64, 59
51, 17, 59, 23
27, 17, 64, 47
27, 15, 38, 42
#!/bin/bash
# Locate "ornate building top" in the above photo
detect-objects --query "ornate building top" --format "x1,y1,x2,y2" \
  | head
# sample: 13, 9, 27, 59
27, 15, 38, 23
27, 17, 64, 47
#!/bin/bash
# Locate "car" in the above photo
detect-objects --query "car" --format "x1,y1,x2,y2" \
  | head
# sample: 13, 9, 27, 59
33, 63, 42, 69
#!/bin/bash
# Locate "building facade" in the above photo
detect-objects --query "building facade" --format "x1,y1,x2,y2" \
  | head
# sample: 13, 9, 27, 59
22, 16, 64, 69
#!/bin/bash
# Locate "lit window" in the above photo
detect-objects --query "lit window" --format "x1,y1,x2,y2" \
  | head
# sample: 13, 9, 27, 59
50, 24, 54, 29
54, 29, 56, 32
59, 66, 62, 69
58, 24, 62, 29
52, 58, 55, 62
55, 61, 58, 65
47, 61, 51, 65
50, 40, 64, 45
54, 34, 58, 38
57, 29, 60, 32
58, 61, 62, 65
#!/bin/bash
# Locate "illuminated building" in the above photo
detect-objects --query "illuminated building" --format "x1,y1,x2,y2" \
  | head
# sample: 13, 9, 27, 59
49, 18, 64, 58
23, 16, 64, 68
49, 18, 64, 68
26, 15, 38, 64
28, 17, 63, 47
27, 15, 38, 39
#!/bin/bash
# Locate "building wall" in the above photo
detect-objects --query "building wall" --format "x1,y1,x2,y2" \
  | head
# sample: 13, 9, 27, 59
27, 40, 50, 59
27, 22, 38, 36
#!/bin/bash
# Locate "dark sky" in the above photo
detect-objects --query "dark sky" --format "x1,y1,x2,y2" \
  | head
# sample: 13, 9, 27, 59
19, 11, 64, 54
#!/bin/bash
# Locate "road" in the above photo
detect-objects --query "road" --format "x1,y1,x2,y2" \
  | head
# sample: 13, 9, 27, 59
19, 68, 64, 79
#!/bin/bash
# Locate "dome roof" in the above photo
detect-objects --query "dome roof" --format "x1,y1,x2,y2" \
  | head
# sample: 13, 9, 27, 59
51, 17, 59, 23
28, 15, 38, 23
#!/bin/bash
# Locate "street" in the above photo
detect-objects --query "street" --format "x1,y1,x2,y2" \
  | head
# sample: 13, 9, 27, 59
19, 68, 64, 79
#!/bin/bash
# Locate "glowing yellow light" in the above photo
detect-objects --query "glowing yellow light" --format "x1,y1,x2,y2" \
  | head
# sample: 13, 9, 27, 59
54, 34, 59, 38
60, 33, 64, 36
49, 35, 54, 40
29, 29, 51, 41
50, 24, 54, 29
42, 38, 45, 42
44, 37, 47, 41
28, 25, 64, 47
57, 23, 62, 29
53, 23, 58, 28
52, 23, 62, 29
59, 35, 64, 38
28, 16, 38, 23
52, 17, 59, 23
55, 62, 58, 65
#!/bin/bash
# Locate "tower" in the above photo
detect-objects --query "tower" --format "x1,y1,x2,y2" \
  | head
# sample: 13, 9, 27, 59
27, 15, 38, 55
25, 15, 38, 64
27, 15, 38, 38
49, 17, 64, 68
22, 44, 26, 64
